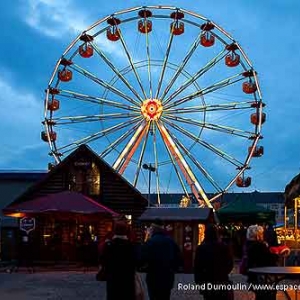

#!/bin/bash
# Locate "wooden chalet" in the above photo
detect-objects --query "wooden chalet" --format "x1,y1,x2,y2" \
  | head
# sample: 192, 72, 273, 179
2, 144, 147, 262
139, 207, 214, 272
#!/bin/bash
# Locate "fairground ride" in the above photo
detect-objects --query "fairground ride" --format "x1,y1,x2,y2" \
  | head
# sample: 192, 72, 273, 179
42, 6, 266, 208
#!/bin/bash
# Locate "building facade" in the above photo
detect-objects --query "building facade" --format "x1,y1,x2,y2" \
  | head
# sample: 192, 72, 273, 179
0, 145, 147, 261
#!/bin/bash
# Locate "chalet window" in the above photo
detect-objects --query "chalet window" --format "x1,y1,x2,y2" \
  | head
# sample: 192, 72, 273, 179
68, 162, 100, 195
86, 163, 100, 195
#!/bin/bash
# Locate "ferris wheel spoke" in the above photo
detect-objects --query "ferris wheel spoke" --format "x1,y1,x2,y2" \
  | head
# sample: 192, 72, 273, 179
164, 114, 253, 139
141, 20, 153, 99
164, 101, 254, 115
163, 49, 227, 105
164, 73, 245, 110
116, 27, 148, 99
112, 121, 148, 171
70, 64, 141, 107
52, 112, 139, 125
59, 89, 140, 112
156, 121, 212, 208
57, 116, 142, 152
91, 42, 144, 103
133, 122, 151, 187
162, 117, 244, 168
160, 32, 201, 101
165, 128, 223, 193
153, 124, 161, 205
156, 123, 190, 198
100, 120, 143, 159
118, 122, 151, 175
155, 24, 175, 99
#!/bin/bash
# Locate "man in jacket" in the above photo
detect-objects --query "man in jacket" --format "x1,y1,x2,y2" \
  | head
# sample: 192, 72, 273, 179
141, 219, 182, 300
194, 224, 234, 300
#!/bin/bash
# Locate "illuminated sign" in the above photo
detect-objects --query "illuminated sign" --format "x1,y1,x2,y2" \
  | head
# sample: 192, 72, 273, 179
20, 217, 35, 234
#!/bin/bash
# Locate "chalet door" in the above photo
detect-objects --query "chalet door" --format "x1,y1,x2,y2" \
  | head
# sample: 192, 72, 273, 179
182, 222, 194, 273
166, 222, 194, 273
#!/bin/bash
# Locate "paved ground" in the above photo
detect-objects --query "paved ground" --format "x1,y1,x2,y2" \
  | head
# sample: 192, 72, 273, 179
0, 269, 299, 300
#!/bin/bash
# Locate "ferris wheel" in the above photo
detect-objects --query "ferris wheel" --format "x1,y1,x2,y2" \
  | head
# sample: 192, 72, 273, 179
42, 6, 266, 208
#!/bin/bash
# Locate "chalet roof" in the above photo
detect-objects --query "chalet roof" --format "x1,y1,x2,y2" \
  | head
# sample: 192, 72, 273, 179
139, 207, 213, 222
3, 191, 119, 216
6, 144, 147, 207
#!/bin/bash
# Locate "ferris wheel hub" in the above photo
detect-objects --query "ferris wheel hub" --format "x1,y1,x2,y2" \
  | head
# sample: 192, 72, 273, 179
141, 99, 163, 121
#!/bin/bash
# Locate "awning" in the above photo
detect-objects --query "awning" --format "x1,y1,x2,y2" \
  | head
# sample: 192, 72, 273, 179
217, 197, 275, 224
138, 207, 213, 222
2, 190, 119, 217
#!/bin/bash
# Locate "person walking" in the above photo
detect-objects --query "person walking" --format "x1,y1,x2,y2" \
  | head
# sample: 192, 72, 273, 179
264, 223, 278, 247
244, 225, 277, 300
194, 224, 233, 300
99, 221, 138, 300
141, 219, 182, 300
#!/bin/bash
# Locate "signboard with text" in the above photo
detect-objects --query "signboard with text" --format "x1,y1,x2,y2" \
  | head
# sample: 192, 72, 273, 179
20, 217, 35, 234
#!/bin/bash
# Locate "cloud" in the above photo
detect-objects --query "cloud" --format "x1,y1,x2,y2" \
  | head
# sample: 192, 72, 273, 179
0, 72, 41, 125
23, 0, 87, 38
20, 0, 125, 58
0, 70, 48, 168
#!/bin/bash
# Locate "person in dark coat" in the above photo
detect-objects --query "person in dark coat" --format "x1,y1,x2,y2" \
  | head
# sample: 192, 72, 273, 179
264, 224, 278, 247
244, 225, 277, 300
99, 221, 137, 300
141, 219, 182, 300
194, 224, 233, 300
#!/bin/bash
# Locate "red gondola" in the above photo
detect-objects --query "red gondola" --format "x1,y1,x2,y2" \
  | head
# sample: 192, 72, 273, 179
58, 69, 73, 82
248, 146, 264, 157
225, 52, 240, 67
47, 99, 60, 111
138, 20, 152, 33
107, 18, 121, 41
41, 131, 57, 142
79, 34, 94, 58
200, 32, 215, 47
107, 28, 120, 41
236, 176, 251, 187
170, 22, 184, 35
251, 112, 266, 125
138, 9, 152, 33
243, 81, 257, 94
170, 11, 184, 35
200, 23, 215, 47
79, 44, 93, 58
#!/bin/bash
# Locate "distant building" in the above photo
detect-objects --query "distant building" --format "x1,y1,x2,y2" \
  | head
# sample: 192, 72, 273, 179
145, 191, 285, 224
0, 171, 47, 227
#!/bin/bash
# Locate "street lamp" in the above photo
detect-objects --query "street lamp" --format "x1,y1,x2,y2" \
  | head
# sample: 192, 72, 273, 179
142, 163, 156, 207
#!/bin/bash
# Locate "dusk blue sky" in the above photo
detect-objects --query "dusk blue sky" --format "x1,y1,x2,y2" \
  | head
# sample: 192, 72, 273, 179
0, 0, 299, 195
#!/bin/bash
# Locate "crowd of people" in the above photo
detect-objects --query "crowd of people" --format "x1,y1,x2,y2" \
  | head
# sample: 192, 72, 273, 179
97, 220, 282, 300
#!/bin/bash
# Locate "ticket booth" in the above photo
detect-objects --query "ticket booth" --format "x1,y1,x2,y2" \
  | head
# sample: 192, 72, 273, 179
139, 207, 215, 273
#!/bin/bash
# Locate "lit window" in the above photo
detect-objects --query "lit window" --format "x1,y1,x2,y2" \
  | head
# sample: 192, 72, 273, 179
68, 162, 100, 195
